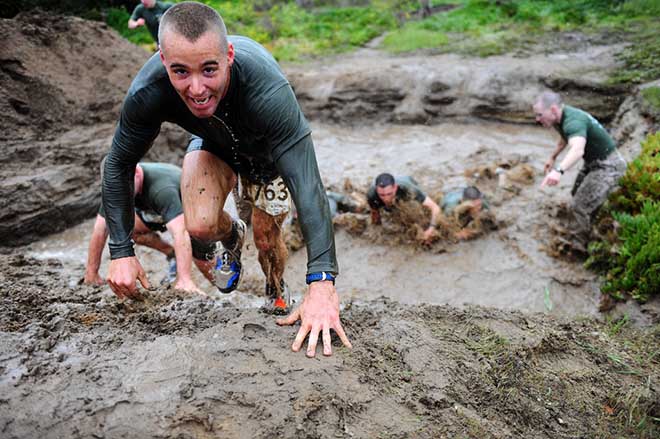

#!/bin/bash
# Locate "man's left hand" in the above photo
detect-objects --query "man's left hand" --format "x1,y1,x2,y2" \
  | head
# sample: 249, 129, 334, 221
276, 280, 352, 357
540, 169, 562, 188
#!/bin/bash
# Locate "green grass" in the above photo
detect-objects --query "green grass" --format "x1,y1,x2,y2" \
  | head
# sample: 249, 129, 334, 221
381, 26, 448, 52
381, 0, 659, 77
103, 0, 659, 77
641, 86, 660, 111
106, 0, 400, 61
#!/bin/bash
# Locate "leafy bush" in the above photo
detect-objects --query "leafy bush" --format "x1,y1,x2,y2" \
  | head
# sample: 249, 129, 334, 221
587, 133, 660, 302
609, 133, 660, 215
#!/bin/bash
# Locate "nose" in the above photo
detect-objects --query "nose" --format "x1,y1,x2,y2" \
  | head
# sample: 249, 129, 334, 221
190, 74, 205, 96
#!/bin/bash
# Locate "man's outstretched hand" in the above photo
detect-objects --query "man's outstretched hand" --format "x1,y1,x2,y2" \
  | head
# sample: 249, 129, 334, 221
276, 280, 352, 357
107, 256, 150, 300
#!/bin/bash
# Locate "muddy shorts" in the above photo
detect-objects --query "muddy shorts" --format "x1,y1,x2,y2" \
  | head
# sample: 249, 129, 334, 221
570, 150, 627, 239
240, 175, 291, 217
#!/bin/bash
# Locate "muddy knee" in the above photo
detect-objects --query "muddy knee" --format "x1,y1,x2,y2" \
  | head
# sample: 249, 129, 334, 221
186, 214, 233, 243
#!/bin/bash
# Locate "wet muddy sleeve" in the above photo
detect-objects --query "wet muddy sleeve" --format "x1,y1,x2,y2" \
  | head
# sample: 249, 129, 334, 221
102, 93, 161, 259
274, 134, 338, 275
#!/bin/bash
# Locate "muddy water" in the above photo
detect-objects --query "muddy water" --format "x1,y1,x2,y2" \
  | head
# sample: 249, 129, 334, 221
28, 120, 600, 317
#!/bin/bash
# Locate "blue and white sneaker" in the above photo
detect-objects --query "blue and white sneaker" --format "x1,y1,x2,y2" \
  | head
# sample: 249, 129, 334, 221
214, 219, 246, 294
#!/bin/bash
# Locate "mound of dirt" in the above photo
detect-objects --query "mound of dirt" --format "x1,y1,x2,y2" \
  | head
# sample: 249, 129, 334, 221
0, 12, 187, 246
0, 253, 657, 438
0, 13, 147, 141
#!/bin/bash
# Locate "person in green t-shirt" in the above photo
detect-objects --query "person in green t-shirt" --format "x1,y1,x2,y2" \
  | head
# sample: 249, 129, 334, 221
128, 0, 173, 44
84, 161, 210, 296
533, 91, 626, 248
367, 173, 442, 244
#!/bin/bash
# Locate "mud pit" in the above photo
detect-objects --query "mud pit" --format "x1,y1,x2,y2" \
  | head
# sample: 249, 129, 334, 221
2, 12, 659, 439
29, 121, 601, 316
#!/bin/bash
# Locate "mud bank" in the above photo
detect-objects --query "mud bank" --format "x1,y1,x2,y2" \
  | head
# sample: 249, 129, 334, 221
0, 13, 189, 246
1, 255, 658, 439
287, 44, 631, 125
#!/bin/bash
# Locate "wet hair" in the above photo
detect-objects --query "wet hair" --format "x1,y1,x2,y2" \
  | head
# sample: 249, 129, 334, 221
462, 186, 482, 200
536, 91, 562, 110
158, 2, 228, 52
375, 173, 395, 188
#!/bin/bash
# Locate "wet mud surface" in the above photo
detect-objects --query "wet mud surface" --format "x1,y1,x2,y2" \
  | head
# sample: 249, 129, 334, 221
1, 254, 658, 438
2, 11, 659, 439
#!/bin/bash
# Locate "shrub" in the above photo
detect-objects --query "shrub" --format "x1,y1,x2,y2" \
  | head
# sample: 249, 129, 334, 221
587, 133, 660, 302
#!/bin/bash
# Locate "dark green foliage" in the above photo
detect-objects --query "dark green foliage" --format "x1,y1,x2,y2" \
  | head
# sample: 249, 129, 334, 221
609, 133, 660, 215
586, 133, 660, 302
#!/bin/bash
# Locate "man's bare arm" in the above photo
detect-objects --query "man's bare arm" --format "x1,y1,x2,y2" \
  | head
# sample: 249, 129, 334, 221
84, 214, 109, 285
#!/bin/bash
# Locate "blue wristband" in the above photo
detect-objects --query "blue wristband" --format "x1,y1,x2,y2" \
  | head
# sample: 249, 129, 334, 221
305, 272, 336, 285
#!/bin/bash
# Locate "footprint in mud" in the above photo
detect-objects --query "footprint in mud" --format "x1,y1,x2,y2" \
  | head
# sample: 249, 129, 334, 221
242, 323, 267, 340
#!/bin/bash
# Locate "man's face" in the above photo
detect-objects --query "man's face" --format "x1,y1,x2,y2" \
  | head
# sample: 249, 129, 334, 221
160, 29, 234, 119
468, 199, 482, 216
376, 184, 398, 207
142, 0, 156, 8
533, 102, 559, 128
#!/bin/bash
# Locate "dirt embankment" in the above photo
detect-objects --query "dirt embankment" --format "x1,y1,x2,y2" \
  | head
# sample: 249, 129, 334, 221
0, 13, 187, 246
287, 45, 631, 126
1, 254, 658, 438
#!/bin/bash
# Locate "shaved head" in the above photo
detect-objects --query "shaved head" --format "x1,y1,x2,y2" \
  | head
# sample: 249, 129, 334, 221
159, 1, 228, 53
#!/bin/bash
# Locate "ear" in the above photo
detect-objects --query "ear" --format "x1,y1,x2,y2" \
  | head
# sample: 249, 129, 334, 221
227, 41, 235, 66
159, 47, 166, 65
551, 105, 560, 118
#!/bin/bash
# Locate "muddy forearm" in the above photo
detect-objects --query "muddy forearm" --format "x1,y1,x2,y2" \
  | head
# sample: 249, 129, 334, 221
275, 134, 338, 275
85, 215, 108, 277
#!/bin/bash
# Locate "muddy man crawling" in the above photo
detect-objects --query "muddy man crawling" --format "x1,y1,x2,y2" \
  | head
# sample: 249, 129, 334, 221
367, 173, 442, 245
102, 2, 351, 357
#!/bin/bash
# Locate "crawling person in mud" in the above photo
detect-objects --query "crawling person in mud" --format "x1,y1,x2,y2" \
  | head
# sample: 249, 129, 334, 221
84, 161, 209, 295
441, 185, 492, 240
534, 91, 626, 251
103, 1, 351, 357
128, 0, 173, 45
367, 173, 442, 245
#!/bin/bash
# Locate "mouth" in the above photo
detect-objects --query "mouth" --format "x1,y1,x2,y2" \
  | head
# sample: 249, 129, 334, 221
191, 96, 210, 106
186, 94, 216, 116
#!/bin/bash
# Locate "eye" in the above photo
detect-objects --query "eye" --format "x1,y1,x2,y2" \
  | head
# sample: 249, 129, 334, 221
173, 68, 188, 77
203, 66, 218, 76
